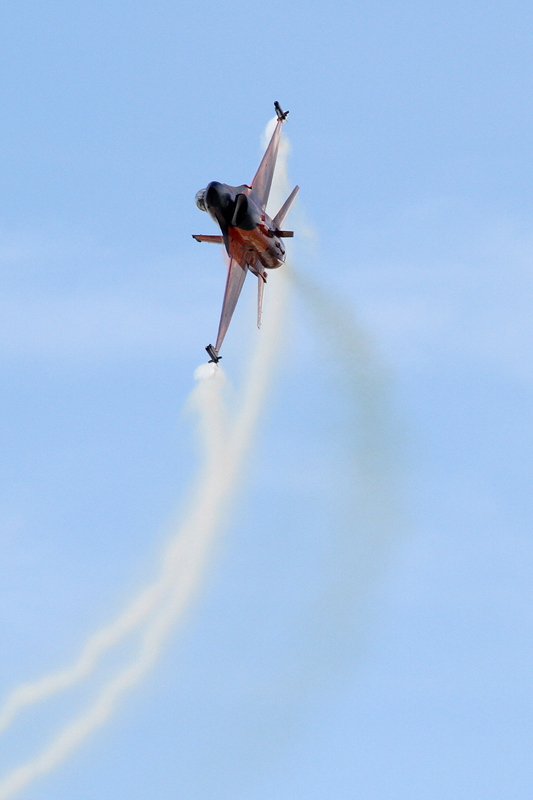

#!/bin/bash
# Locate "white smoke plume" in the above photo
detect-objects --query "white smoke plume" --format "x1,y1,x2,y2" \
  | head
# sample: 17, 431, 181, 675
0, 119, 289, 800
0, 118, 399, 800
0, 368, 230, 739
282, 265, 402, 692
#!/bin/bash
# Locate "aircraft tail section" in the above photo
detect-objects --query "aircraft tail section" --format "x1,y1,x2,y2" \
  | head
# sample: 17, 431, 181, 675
272, 185, 299, 230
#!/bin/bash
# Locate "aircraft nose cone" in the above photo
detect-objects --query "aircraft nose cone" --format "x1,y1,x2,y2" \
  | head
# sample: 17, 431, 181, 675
195, 189, 207, 211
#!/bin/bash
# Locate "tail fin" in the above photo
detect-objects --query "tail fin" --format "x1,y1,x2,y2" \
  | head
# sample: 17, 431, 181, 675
272, 185, 300, 230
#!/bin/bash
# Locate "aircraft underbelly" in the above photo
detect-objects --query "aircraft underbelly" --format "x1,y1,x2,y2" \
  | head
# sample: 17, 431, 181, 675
228, 227, 283, 270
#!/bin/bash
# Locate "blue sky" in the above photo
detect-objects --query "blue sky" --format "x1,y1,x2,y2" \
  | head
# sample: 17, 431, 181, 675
1, 1, 533, 798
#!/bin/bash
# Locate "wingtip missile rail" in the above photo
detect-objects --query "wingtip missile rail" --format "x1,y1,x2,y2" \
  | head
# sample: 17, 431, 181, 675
274, 101, 289, 121
205, 344, 221, 363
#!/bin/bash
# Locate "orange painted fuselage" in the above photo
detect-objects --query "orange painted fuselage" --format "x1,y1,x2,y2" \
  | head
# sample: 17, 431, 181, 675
227, 217, 285, 272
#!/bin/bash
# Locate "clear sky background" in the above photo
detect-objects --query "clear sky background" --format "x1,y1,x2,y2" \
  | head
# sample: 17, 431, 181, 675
0, 1, 532, 798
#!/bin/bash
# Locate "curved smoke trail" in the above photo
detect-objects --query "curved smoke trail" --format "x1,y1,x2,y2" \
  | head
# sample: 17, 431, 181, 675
0, 120, 289, 800
194, 270, 402, 800
0, 277, 287, 798
284, 265, 402, 689
0, 121, 401, 800
0, 371, 231, 738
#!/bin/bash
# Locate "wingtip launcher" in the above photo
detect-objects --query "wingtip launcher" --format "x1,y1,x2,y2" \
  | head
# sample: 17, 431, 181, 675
205, 344, 221, 363
274, 101, 289, 121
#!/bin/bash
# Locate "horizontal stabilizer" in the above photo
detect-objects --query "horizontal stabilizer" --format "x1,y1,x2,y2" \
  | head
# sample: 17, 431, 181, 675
192, 235, 224, 244
276, 230, 294, 238
272, 185, 299, 229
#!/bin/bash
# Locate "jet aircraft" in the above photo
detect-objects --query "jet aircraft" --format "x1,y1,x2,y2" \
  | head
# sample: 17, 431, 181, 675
193, 102, 299, 363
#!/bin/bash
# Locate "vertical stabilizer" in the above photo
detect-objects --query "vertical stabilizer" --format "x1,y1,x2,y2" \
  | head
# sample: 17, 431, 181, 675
272, 185, 299, 230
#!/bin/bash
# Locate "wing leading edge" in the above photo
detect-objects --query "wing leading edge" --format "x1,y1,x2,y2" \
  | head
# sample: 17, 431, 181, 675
250, 103, 289, 208
212, 257, 249, 356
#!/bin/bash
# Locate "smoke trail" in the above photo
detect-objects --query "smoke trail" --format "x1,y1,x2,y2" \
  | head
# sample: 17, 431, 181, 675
0, 278, 287, 800
200, 270, 402, 800
284, 265, 402, 688
173, 269, 404, 800
0, 374, 225, 736
0, 115, 290, 740
0, 120, 289, 800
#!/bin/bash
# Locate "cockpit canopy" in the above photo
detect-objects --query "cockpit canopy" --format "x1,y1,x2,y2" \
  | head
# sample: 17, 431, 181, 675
195, 189, 207, 212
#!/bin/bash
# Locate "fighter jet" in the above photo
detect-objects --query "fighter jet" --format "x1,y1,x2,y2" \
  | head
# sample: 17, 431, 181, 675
193, 102, 299, 363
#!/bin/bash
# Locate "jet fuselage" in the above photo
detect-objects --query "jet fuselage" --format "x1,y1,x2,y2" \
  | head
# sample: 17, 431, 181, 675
199, 181, 285, 271
193, 102, 298, 362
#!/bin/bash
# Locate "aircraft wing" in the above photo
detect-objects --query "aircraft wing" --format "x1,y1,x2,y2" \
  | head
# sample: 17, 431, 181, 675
214, 257, 249, 353
251, 114, 285, 208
